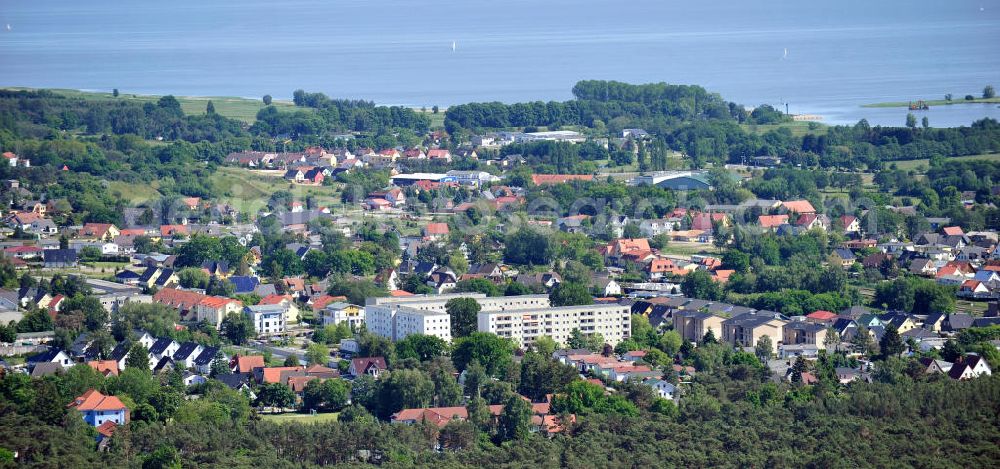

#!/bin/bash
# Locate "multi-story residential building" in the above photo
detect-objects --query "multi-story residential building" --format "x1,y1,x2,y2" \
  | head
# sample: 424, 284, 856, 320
673, 310, 725, 343
321, 302, 366, 329
477, 303, 631, 349
721, 311, 787, 355
783, 319, 829, 347
365, 304, 452, 343
196, 296, 244, 328
245, 304, 286, 337
367, 293, 550, 313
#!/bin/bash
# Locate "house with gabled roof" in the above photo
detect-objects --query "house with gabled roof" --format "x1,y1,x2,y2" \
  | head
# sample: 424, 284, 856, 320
947, 354, 992, 380
781, 200, 816, 215
839, 215, 860, 233
68, 389, 128, 427
349, 357, 387, 379
758, 214, 788, 230
172, 342, 204, 369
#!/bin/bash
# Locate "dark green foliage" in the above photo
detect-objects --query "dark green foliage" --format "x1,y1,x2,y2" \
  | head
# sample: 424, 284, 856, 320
503, 228, 552, 266
446, 297, 481, 338
549, 281, 594, 307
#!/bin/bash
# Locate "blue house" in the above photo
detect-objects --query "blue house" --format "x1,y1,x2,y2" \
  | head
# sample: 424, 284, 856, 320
68, 389, 128, 427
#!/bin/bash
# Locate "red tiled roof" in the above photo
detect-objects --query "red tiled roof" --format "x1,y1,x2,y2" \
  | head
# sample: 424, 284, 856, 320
806, 310, 838, 321
96, 420, 118, 438
4, 245, 43, 254
427, 149, 451, 159
782, 200, 816, 214
154, 288, 208, 311
87, 360, 120, 377
758, 214, 789, 228
160, 224, 190, 237
259, 366, 304, 384
389, 290, 414, 297
236, 355, 265, 374
942, 226, 964, 236
424, 223, 450, 236
67, 389, 127, 412
258, 294, 293, 306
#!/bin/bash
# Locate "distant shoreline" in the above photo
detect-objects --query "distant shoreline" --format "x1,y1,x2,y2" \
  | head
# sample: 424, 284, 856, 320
863, 97, 1000, 108
1, 86, 446, 124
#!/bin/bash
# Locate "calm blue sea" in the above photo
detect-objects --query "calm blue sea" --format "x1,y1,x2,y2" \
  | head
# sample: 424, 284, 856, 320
1, 0, 999, 126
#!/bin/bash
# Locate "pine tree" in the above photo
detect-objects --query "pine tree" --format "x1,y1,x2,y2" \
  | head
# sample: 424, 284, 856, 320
879, 327, 905, 359
791, 355, 807, 383
125, 342, 150, 371
206, 100, 216, 115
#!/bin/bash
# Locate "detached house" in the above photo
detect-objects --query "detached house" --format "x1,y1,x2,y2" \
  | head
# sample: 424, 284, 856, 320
350, 357, 388, 379
68, 389, 128, 427
79, 223, 121, 241
758, 214, 789, 231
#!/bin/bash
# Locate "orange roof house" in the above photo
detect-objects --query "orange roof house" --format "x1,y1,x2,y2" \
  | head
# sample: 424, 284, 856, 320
87, 360, 120, 377
758, 214, 789, 229
648, 258, 677, 274
424, 223, 450, 238
67, 389, 128, 426
79, 223, 119, 240
153, 287, 207, 313
781, 200, 816, 214
942, 226, 964, 236
531, 174, 594, 186
235, 355, 266, 374
606, 238, 652, 258
711, 269, 735, 283
259, 294, 294, 306
160, 224, 190, 237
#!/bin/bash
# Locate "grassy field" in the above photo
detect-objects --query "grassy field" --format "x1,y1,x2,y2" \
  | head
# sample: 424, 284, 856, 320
260, 412, 339, 424
863, 97, 1000, 108
741, 121, 828, 138
660, 242, 721, 257
4, 87, 299, 124
889, 153, 1000, 173
107, 180, 164, 204
209, 167, 345, 213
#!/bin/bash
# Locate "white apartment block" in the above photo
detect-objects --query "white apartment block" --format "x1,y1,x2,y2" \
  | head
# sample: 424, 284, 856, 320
321, 303, 366, 330
477, 303, 632, 349
367, 293, 550, 314
244, 304, 286, 337
365, 304, 452, 343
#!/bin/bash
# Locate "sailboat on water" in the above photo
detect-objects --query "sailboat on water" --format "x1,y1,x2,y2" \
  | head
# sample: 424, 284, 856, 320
452, 41, 457, 52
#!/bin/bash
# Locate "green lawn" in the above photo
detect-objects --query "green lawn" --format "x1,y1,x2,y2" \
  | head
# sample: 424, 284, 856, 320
888, 153, 1000, 173
107, 180, 164, 205
209, 167, 344, 213
863, 97, 1000, 108
741, 121, 828, 138
260, 412, 339, 424
660, 242, 721, 257
417, 109, 446, 128
4, 87, 298, 124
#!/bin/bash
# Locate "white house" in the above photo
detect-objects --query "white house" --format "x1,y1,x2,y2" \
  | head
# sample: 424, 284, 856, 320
245, 304, 286, 337
644, 379, 676, 400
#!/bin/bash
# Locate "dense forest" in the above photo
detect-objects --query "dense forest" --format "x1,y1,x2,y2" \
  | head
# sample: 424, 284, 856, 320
2, 354, 998, 468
